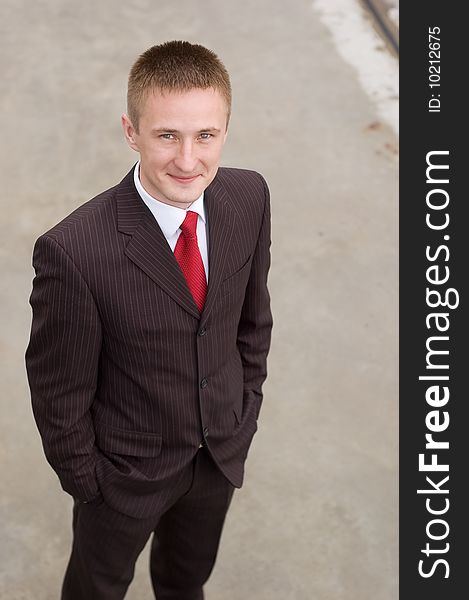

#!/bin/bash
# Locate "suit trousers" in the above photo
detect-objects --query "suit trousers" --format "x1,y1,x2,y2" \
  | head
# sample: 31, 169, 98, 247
61, 447, 235, 600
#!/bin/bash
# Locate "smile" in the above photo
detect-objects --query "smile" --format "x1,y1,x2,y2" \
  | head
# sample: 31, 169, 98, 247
169, 175, 200, 184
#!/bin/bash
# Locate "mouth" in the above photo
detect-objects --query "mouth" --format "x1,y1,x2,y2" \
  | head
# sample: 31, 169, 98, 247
169, 174, 201, 184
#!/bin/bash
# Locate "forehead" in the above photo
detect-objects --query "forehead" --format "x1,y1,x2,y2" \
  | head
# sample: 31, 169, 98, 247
139, 87, 228, 123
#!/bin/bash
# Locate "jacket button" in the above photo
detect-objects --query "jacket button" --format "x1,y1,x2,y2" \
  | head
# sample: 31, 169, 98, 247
200, 378, 208, 389
203, 427, 209, 438
198, 327, 206, 336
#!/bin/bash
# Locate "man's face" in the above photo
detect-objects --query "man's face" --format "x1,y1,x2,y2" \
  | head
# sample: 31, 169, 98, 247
122, 87, 228, 208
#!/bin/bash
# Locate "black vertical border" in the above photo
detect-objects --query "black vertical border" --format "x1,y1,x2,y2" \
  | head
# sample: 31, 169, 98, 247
400, 3, 466, 598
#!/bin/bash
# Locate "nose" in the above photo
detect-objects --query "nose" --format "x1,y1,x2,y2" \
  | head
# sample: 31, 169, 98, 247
173, 139, 198, 174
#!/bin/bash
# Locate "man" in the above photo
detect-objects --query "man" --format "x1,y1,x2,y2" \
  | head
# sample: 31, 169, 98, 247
25, 40, 272, 599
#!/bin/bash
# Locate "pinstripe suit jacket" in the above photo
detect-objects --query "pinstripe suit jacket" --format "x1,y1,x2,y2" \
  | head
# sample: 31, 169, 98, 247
25, 165, 272, 518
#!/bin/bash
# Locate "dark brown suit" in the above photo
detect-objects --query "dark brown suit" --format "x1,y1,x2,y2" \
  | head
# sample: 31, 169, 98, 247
25, 165, 272, 598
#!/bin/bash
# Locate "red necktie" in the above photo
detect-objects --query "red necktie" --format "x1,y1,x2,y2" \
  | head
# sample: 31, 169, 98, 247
174, 211, 207, 312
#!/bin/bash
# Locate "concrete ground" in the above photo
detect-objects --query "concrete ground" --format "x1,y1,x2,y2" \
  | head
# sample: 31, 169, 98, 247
0, 0, 398, 598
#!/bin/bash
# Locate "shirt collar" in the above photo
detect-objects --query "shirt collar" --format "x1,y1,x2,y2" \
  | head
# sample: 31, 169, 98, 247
133, 161, 206, 239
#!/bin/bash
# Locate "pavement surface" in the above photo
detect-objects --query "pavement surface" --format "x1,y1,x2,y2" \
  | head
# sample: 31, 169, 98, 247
363, 0, 399, 54
379, 0, 399, 25
0, 1, 398, 598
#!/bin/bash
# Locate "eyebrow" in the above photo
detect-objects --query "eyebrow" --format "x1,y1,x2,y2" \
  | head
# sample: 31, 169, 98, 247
151, 127, 222, 134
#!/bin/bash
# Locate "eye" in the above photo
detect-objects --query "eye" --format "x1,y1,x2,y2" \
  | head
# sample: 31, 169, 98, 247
160, 133, 176, 140
199, 132, 213, 140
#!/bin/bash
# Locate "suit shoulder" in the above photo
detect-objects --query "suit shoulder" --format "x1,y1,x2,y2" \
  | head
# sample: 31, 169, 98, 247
38, 183, 119, 248
215, 167, 269, 215
216, 166, 268, 190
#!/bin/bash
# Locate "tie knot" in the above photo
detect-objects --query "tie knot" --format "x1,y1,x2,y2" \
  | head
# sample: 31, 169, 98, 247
179, 211, 198, 238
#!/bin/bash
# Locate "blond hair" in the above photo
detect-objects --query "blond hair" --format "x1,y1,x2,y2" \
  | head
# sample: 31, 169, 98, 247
127, 40, 232, 133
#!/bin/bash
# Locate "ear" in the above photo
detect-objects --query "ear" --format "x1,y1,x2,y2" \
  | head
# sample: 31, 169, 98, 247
121, 113, 139, 152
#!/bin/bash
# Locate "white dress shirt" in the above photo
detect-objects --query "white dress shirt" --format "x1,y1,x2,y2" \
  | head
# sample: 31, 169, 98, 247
133, 161, 209, 281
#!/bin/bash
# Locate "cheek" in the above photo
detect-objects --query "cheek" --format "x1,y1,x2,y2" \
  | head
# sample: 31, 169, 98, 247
145, 149, 172, 170
204, 145, 224, 167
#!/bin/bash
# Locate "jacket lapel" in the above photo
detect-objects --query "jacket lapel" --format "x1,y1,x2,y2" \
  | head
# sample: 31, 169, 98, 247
200, 175, 235, 326
116, 169, 200, 319
115, 168, 236, 323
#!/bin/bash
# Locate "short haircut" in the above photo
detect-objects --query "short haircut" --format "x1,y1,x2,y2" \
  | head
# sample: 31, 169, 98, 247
127, 40, 232, 133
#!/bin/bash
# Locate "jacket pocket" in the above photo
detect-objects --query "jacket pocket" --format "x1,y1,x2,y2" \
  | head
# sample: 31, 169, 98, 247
220, 255, 252, 298
95, 422, 162, 457
233, 394, 244, 425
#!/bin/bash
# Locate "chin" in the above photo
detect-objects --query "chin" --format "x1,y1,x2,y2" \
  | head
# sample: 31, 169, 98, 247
166, 193, 200, 206
173, 187, 203, 201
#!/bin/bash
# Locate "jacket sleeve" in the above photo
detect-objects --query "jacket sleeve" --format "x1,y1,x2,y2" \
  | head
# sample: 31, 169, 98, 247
237, 175, 273, 418
25, 234, 102, 501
